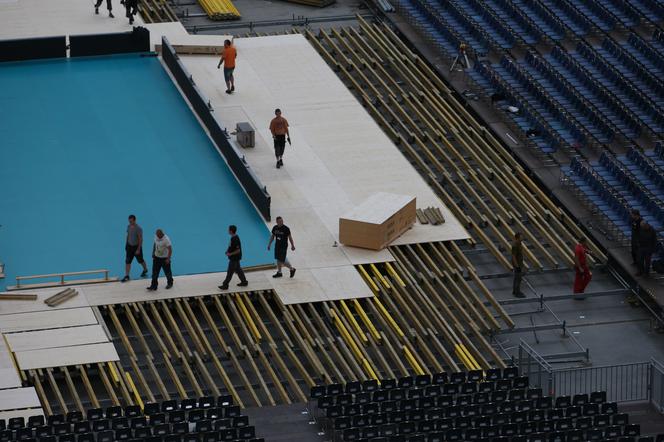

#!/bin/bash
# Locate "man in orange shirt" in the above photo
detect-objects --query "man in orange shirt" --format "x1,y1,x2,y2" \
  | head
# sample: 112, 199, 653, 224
217, 39, 237, 94
269, 108, 291, 169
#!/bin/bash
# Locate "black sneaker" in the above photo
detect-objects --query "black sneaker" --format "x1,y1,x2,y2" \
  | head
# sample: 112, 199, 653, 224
278, 159, 283, 167
273, 272, 283, 278
231, 85, 235, 92
121, 276, 130, 283
95, 6, 99, 14
276, 160, 281, 169
140, 270, 148, 278
218, 284, 229, 290
165, 283, 173, 289
290, 268, 296, 278
225, 89, 231, 94
129, 17, 134, 24
109, 11, 114, 17
237, 281, 248, 287
146, 286, 157, 291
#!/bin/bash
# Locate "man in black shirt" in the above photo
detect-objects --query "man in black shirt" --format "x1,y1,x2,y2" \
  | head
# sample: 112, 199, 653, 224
267, 216, 296, 278
219, 225, 248, 290
630, 209, 642, 264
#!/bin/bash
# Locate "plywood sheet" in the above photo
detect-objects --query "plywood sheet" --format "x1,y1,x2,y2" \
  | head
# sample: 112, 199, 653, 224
84, 272, 272, 306
312, 266, 374, 302
0, 387, 40, 410
271, 269, 326, 305
0, 287, 89, 315
0, 336, 21, 389
15, 342, 119, 370
6, 325, 109, 352
0, 308, 97, 333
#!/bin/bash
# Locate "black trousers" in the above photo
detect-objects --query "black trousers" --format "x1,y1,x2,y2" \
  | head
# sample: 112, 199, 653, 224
631, 237, 639, 263
512, 268, 522, 295
274, 135, 286, 159
223, 259, 246, 285
150, 257, 173, 288
95, 0, 112, 10
637, 250, 653, 275
125, 0, 138, 18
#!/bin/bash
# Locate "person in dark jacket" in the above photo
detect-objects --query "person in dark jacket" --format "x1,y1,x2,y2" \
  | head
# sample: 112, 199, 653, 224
125, 0, 138, 24
637, 221, 658, 276
630, 209, 642, 265
219, 225, 248, 290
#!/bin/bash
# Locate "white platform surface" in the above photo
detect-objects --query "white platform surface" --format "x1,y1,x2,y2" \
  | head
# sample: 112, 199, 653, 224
15, 342, 119, 370
0, 0, 144, 40
0, 14, 468, 307
0, 387, 40, 410
0, 308, 98, 333
0, 336, 21, 390
0, 288, 90, 316
5, 325, 109, 352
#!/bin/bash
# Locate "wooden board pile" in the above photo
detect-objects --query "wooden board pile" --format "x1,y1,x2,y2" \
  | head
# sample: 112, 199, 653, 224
138, 0, 178, 23
281, 0, 335, 6
416, 207, 446, 225
44, 288, 79, 307
198, 0, 241, 20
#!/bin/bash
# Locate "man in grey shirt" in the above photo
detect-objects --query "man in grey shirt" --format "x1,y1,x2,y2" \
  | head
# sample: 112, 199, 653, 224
122, 214, 148, 282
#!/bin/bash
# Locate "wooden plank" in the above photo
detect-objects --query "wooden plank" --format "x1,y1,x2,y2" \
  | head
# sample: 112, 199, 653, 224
45, 368, 67, 414
5, 325, 108, 352
62, 366, 84, 413
78, 365, 100, 409
0, 294, 38, 301
0, 307, 97, 333
15, 342, 119, 370
28, 370, 51, 416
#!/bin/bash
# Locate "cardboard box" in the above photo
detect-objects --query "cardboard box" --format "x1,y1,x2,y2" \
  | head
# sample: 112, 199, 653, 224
339, 193, 416, 250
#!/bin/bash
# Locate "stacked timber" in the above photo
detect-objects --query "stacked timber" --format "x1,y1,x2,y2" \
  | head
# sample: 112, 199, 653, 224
281, 0, 335, 6
44, 288, 79, 307
416, 207, 446, 225
138, 0, 178, 23
198, 0, 241, 20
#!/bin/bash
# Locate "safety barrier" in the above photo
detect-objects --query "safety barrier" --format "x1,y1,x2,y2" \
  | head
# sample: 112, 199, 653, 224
69, 27, 150, 57
161, 36, 271, 220
0, 35, 66, 63
518, 340, 664, 404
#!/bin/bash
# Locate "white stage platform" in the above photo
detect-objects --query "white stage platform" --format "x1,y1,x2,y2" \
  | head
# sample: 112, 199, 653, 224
0, 15, 470, 370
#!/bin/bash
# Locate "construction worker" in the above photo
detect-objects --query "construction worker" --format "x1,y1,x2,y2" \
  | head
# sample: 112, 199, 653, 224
217, 39, 237, 94
269, 108, 290, 169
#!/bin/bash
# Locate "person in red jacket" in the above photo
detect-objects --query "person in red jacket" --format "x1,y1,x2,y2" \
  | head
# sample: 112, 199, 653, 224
573, 237, 592, 296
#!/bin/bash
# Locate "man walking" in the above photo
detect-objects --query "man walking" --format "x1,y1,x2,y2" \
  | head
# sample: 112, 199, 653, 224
219, 225, 248, 290
147, 229, 173, 291
269, 108, 291, 169
511, 232, 525, 298
630, 209, 642, 265
217, 39, 237, 94
267, 216, 296, 278
94, 0, 114, 17
637, 220, 658, 276
573, 237, 592, 296
124, 0, 138, 24
122, 214, 148, 282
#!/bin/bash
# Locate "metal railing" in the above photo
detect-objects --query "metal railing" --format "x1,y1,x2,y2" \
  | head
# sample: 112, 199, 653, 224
518, 340, 664, 405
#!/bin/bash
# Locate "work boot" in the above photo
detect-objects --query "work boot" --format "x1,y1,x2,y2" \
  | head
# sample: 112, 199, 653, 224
140, 270, 148, 278
109, 11, 114, 17
290, 268, 296, 278
95, 6, 99, 14
218, 284, 229, 290
272, 272, 283, 278
237, 281, 248, 287
121, 275, 130, 283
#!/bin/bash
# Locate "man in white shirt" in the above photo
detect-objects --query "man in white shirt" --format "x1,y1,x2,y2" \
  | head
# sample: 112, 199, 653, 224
147, 229, 173, 291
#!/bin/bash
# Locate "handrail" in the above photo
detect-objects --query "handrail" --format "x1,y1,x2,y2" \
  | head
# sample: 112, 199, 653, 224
13, 269, 111, 289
